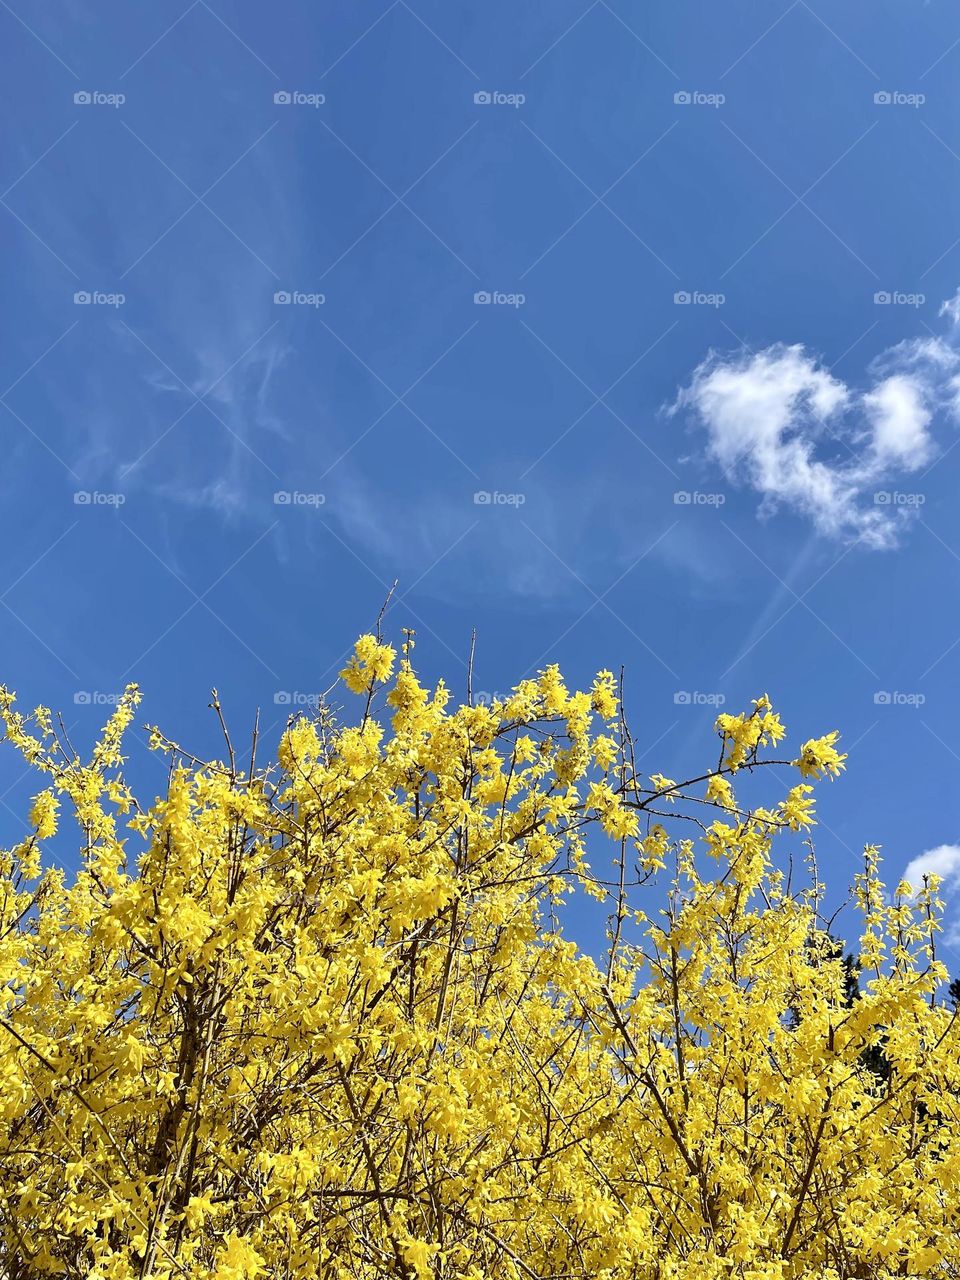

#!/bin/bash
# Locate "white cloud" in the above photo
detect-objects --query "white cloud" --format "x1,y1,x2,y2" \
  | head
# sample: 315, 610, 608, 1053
673, 290, 960, 547
862, 374, 933, 469
673, 344, 897, 547
153, 475, 249, 519
902, 843, 960, 893
901, 844, 960, 945
939, 287, 960, 328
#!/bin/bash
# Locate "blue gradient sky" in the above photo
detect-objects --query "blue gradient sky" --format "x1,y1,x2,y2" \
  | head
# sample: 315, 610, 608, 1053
2, 0, 960, 952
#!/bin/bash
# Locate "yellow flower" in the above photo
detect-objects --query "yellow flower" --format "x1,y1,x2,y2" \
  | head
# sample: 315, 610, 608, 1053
28, 788, 58, 839
795, 731, 847, 779
340, 633, 396, 693
0, 640, 929, 1280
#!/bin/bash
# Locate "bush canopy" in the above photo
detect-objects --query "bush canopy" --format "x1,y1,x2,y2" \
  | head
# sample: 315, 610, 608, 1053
0, 633, 954, 1280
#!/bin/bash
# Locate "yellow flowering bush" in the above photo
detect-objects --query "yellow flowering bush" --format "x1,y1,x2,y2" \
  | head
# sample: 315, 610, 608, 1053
0, 638, 955, 1279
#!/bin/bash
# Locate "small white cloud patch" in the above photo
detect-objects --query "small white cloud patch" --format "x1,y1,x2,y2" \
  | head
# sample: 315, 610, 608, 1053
672, 289, 960, 547
862, 374, 933, 470
939, 286, 960, 328
902, 843, 960, 893
902, 844, 960, 946
673, 344, 897, 546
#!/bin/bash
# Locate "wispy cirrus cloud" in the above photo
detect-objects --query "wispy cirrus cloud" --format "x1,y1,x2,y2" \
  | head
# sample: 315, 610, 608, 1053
671, 289, 960, 548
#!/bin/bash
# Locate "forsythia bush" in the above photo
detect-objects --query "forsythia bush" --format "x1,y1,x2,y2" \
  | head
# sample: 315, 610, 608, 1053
0, 634, 955, 1280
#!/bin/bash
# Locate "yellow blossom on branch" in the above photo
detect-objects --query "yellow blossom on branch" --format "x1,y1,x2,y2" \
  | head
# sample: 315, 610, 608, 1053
0, 640, 948, 1280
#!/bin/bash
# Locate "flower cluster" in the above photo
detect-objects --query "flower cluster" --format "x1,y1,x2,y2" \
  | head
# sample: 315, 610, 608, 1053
0, 645, 951, 1280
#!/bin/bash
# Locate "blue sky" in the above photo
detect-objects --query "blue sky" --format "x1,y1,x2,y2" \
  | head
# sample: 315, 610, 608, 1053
2, 0, 960, 956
